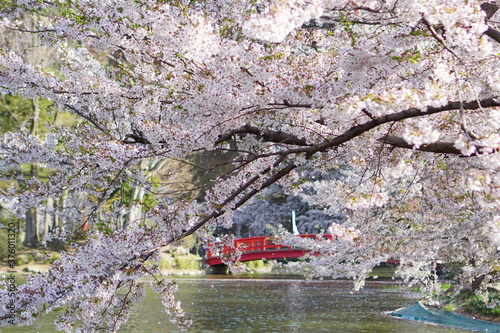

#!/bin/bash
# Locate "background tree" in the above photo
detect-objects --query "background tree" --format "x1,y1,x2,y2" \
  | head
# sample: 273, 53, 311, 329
0, 13, 68, 247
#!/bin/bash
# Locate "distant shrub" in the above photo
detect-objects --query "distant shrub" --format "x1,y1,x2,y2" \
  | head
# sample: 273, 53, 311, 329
444, 303, 456, 312
466, 293, 500, 316
245, 260, 269, 270
160, 258, 174, 270
45, 239, 65, 251
15, 254, 31, 266
49, 252, 61, 263
174, 256, 200, 270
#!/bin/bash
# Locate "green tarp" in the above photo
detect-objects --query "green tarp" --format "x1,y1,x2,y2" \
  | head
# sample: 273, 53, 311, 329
391, 301, 500, 332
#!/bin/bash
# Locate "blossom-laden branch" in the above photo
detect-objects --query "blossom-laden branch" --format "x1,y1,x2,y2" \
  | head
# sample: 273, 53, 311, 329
303, 98, 500, 157
174, 96, 500, 245
215, 97, 500, 155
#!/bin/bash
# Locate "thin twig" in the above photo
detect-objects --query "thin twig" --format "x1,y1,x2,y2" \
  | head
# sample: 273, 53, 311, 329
421, 18, 464, 65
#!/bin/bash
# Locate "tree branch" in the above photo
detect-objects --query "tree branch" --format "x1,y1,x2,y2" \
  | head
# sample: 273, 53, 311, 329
64, 104, 110, 135
421, 17, 463, 64
379, 135, 500, 156
117, 96, 500, 279
485, 26, 500, 44
174, 160, 297, 241
178, 97, 500, 242
481, 2, 500, 44
7, 28, 57, 33
217, 97, 500, 158
378, 135, 463, 155
301, 97, 500, 158
481, 2, 499, 20
216, 124, 311, 146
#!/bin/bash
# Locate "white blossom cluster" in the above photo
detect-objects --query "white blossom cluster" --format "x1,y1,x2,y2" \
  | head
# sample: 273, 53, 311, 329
486, 216, 500, 249
242, 0, 324, 43
403, 119, 441, 149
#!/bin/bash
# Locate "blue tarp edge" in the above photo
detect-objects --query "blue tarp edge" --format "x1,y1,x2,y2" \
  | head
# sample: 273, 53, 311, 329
391, 301, 500, 332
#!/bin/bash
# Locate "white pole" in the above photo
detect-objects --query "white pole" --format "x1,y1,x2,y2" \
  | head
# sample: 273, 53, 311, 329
292, 210, 299, 235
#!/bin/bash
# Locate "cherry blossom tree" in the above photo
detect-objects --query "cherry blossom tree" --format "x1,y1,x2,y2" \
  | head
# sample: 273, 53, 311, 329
1, 0, 500, 330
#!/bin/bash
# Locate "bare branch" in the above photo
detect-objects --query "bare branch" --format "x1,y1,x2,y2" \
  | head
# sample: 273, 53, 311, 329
268, 100, 313, 108
485, 26, 500, 44
175, 158, 296, 241
379, 135, 500, 156
7, 28, 57, 33
379, 135, 463, 155
216, 124, 311, 146
421, 18, 463, 64
481, 2, 500, 43
481, 2, 499, 20
64, 104, 110, 135
361, 108, 376, 120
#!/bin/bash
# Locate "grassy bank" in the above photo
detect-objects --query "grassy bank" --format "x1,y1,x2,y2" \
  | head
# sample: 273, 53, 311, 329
440, 290, 500, 323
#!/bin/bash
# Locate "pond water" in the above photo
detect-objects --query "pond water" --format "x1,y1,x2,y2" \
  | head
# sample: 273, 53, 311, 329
6, 275, 467, 332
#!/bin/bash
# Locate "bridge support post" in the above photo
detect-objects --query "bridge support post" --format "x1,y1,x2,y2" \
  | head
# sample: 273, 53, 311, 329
205, 265, 230, 274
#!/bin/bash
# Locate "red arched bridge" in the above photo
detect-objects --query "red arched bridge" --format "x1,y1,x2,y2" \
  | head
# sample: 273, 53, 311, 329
205, 234, 334, 266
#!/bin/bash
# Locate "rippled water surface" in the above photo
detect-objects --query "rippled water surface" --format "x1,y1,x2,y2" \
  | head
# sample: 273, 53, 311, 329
7, 275, 466, 332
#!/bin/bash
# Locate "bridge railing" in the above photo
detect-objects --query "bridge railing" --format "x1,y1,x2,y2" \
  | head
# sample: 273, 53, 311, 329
206, 234, 333, 259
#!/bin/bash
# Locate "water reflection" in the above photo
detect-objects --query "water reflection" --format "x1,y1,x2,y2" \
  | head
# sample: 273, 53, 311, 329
123, 276, 463, 333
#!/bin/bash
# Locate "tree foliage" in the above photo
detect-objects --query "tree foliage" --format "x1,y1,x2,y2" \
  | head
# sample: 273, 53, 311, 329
1, 0, 500, 330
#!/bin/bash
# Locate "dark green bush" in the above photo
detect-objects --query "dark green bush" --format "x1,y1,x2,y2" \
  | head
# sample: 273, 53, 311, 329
466, 293, 500, 316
